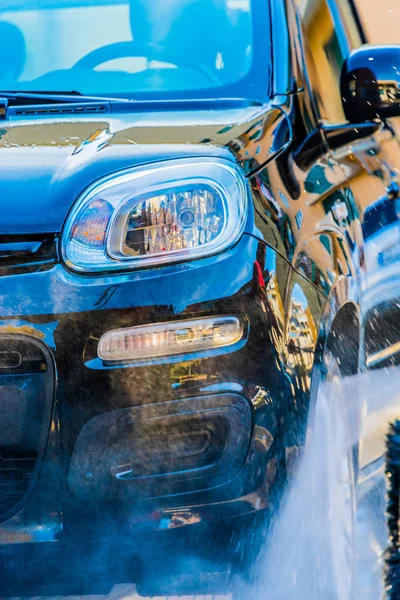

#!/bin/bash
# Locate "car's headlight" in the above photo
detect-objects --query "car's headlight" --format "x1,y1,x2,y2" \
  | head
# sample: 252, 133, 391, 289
62, 158, 248, 273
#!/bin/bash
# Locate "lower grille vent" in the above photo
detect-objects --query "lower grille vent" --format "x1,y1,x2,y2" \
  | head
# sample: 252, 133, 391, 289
0, 455, 36, 514
0, 334, 55, 523
0, 234, 57, 274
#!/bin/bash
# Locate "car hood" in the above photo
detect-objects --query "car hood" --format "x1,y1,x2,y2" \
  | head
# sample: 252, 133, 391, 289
0, 103, 283, 235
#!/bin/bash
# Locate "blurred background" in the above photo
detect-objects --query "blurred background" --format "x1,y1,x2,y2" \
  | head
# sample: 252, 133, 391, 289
355, 0, 400, 44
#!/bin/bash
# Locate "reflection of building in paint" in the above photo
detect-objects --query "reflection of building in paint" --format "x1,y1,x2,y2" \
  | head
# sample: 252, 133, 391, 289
287, 298, 316, 391
265, 275, 288, 363
305, 304, 317, 342
289, 300, 315, 354
266, 275, 284, 327
264, 272, 318, 394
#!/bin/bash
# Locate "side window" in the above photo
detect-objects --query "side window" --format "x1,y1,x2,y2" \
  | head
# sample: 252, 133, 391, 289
335, 0, 364, 48
295, 0, 363, 124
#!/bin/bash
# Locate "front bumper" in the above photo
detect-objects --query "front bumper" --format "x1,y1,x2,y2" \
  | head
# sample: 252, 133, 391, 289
0, 232, 305, 583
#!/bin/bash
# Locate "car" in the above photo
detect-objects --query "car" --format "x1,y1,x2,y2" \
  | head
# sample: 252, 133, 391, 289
1, 0, 400, 598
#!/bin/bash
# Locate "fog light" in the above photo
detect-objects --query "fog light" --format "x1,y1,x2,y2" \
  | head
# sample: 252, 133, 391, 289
98, 316, 244, 363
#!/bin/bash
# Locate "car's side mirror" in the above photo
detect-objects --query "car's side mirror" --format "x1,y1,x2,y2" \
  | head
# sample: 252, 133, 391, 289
341, 45, 400, 123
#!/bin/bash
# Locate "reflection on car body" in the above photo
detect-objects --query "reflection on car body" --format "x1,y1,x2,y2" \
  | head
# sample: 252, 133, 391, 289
1, 0, 400, 598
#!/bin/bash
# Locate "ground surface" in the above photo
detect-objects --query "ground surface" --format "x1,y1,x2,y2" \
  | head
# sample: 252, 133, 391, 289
3, 367, 398, 599
3, 490, 386, 599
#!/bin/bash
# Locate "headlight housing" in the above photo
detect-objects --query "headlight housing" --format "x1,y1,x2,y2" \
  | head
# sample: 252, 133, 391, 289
62, 158, 248, 273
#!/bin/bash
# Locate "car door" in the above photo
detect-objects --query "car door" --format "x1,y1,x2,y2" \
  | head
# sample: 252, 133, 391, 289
294, 0, 400, 477
275, 0, 366, 354
291, 0, 368, 294
247, 0, 367, 457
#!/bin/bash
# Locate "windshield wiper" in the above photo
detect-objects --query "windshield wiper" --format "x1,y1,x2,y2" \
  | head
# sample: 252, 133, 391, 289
0, 91, 130, 119
0, 92, 265, 120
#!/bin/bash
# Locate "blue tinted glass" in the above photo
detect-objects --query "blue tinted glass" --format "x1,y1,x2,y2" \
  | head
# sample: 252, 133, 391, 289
0, 0, 269, 98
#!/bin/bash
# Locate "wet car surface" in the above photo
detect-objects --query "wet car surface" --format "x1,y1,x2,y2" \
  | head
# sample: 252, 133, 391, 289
1, 0, 400, 598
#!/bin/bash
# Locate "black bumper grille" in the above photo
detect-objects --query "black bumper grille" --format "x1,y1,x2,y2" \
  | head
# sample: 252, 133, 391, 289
0, 234, 57, 275
0, 335, 55, 522
0, 456, 36, 514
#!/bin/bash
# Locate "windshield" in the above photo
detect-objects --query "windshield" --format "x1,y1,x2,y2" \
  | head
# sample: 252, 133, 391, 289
0, 0, 271, 100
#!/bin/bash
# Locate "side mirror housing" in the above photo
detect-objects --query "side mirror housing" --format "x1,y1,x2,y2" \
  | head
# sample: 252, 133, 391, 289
341, 45, 400, 122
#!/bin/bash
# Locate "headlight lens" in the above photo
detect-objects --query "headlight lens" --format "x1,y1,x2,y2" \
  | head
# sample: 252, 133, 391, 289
109, 185, 225, 259
62, 158, 248, 273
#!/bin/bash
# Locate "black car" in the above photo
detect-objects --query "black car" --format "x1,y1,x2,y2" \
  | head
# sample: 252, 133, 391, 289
1, 0, 400, 598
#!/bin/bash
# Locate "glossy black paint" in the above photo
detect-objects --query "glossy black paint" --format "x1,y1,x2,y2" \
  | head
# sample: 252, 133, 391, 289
1, 0, 400, 595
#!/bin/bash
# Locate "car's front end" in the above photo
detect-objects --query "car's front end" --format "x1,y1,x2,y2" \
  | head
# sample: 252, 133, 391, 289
0, 0, 313, 596
0, 112, 300, 594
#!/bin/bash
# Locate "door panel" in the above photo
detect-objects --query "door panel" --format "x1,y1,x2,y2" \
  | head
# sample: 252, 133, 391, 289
284, 0, 400, 478
250, 123, 359, 303
333, 127, 400, 471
